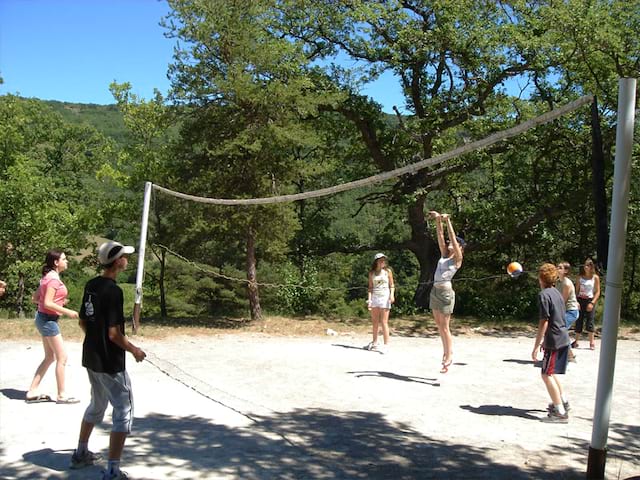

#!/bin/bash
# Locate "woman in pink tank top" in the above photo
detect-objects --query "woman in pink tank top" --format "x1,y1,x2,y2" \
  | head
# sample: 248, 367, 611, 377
26, 250, 80, 404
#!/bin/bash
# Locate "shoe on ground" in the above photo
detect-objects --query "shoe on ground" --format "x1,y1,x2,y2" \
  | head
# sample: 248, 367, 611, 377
102, 470, 129, 480
70, 450, 102, 469
365, 342, 378, 351
541, 407, 569, 423
571, 340, 579, 348
547, 401, 571, 413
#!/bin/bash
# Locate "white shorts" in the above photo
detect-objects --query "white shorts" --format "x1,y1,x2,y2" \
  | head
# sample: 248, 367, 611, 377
369, 295, 391, 309
83, 369, 134, 433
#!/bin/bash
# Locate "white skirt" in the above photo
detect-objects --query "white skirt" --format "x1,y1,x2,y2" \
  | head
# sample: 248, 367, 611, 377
370, 295, 391, 309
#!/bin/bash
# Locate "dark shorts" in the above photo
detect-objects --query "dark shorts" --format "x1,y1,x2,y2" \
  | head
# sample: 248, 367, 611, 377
575, 297, 595, 333
541, 346, 569, 375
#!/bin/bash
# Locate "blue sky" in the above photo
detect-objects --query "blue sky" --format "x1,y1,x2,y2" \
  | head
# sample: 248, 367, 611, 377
0, 1, 529, 113
0, 0, 410, 112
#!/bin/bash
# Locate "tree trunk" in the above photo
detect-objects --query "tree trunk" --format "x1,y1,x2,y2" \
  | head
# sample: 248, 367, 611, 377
16, 272, 25, 319
591, 97, 608, 269
406, 198, 440, 309
246, 226, 263, 321
159, 249, 168, 318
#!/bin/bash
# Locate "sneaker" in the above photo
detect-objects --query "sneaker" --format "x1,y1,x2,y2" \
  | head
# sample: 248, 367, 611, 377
102, 470, 129, 480
547, 401, 571, 413
571, 340, 579, 348
541, 408, 569, 423
365, 342, 378, 351
70, 449, 102, 469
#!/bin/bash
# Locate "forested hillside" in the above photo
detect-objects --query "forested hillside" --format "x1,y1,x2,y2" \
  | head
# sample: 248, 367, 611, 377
1, 1, 638, 324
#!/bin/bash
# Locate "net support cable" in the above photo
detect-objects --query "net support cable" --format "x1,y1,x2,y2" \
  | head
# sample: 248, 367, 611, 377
152, 95, 594, 206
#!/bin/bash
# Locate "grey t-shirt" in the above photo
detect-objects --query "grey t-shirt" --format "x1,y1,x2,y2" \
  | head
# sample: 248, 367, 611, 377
538, 287, 571, 350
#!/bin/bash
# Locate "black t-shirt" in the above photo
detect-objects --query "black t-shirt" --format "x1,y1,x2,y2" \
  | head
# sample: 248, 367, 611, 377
538, 287, 571, 350
80, 276, 126, 374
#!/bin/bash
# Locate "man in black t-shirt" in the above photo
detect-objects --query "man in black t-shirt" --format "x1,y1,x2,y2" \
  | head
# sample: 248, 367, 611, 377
70, 241, 146, 480
532, 263, 572, 424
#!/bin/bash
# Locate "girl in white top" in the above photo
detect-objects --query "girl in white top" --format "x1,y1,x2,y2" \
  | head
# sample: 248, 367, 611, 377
429, 211, 464, 373
574, 258, 600, 350
366, 253, 395, 353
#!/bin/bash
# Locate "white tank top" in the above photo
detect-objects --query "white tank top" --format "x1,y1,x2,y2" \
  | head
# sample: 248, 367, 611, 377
578, 276, 595, 299
433, 257, 458, 288
371, 269, 390, 297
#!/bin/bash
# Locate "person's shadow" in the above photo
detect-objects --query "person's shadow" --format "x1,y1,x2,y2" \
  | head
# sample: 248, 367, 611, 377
22, 448, 102, 476
460, 404, 546, 420
348, 371, 440, 386
1, 388, 27, 400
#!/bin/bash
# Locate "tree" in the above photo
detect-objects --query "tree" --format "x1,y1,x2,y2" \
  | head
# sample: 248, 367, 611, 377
0, 95, 115, 315
163, 0, 344, 320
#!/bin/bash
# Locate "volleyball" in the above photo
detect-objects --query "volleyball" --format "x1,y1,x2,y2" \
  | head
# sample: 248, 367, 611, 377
507, 261, 523, 278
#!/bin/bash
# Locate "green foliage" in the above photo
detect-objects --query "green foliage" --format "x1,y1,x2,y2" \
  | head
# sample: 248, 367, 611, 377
0, 95, 117, 313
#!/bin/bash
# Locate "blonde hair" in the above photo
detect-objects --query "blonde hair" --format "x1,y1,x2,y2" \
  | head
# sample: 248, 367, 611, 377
538, 263, 558, 288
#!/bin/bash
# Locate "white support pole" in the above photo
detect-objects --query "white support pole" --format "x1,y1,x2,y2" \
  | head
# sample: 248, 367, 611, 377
133, 181, 153, 333
587, 78, 637, 479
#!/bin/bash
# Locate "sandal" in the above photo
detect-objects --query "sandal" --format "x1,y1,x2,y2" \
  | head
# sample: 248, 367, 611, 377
25, 394, 52, 404
440, 360, 453, 374
56, 396, 80, 404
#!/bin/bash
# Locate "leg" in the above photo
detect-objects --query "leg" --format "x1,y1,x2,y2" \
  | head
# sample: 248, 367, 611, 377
541, 373, 563, 405
371, 308, 381, 345
78, 419, 95, 443
27, 337, 55, 398
46, 334, 69, 399
380, 308, 390, 345
106, 372, 134, 476
440, 313, 453, 364
432, 310, 446, 360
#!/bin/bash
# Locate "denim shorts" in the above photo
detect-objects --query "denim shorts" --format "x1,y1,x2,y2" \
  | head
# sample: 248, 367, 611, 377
565, 309, 579, 329
35, 311, 61, 337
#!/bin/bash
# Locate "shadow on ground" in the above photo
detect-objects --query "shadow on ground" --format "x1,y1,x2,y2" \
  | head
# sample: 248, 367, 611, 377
1, 388, 28, 400
5, 408, 585, 479
347, 371, 440, 386
460, 404, 546, 421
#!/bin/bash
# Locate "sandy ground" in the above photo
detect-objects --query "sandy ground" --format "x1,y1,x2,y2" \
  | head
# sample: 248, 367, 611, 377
1, 332, 639, 479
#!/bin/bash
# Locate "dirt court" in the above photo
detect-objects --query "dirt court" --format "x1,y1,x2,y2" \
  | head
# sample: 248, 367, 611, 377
1, 331, 639, 479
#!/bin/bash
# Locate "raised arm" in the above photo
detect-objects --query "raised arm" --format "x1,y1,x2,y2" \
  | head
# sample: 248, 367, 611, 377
429, 211, 447, 257
443, 214, 463, 267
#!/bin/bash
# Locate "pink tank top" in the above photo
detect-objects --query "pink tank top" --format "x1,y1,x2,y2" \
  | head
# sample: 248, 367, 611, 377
37, 271, 68, 315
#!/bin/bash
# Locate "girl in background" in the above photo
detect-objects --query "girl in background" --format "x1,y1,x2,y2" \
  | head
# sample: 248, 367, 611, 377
556, 262, 579, 361
26, 250, 80, 404
366, 253, 395, 353
574, 258, 600, 350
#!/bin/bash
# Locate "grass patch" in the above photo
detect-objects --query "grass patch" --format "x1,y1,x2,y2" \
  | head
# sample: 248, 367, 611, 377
2, 315, 637, 342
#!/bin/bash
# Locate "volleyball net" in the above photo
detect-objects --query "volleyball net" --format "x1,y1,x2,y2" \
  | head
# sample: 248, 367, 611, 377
132, 95, 595, 331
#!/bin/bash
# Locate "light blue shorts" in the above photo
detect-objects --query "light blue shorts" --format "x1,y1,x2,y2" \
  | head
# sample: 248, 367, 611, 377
83, 369, 134, 433
565, 309, 579, 329
34, 311, 60, 337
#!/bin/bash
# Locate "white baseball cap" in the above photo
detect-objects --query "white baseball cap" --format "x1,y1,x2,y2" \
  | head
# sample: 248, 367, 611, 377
97, 241, 135, 265
374, 252, 386, 260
